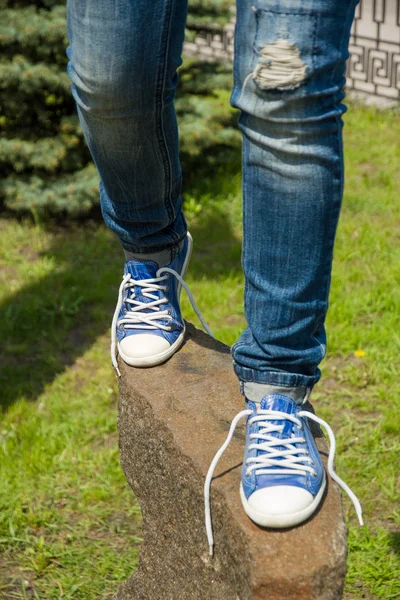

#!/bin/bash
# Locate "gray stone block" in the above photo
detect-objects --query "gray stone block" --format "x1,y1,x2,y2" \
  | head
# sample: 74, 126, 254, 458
183, 42, 198, 55
211, 40, 225, 50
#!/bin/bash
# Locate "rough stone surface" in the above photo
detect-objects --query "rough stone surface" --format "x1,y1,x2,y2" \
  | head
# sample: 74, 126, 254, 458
114, 323, 347, 600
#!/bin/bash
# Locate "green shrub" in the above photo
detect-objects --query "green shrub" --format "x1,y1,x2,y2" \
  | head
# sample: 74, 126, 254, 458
0, 0, 239, 217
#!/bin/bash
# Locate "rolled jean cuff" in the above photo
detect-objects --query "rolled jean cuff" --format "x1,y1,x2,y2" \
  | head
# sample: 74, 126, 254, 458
233, 362, 321, 390
118, 231, 187, 256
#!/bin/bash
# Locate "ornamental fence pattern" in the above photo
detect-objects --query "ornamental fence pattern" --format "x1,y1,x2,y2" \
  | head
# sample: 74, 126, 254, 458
184, 0, 400, 102
348, 0, 400, 99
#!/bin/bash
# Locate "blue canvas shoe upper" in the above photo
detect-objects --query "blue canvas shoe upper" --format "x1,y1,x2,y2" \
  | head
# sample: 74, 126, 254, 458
116, 237, 189, 346
204, 393, 363, 556
111, 232, 212, 374
241, 395, 324, 501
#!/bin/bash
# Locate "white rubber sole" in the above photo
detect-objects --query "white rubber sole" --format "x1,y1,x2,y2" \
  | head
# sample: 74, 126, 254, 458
240, 474, 326, 529
118, 329, 186, 367
118, 232, 193, 368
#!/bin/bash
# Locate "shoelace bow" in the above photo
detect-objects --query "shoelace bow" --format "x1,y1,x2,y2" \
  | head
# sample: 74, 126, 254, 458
111, 266, 213, 376
204, 408, 364, 557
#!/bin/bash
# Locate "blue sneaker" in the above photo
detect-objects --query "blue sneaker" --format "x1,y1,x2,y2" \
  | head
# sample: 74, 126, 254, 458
204, 393, 363, 556
240, 394, 325, 528
111, 233, 193, 372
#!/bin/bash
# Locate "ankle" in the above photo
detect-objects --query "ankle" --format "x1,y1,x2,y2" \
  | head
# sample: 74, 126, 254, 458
242, 382, 311, 405
124, 239, 185, 268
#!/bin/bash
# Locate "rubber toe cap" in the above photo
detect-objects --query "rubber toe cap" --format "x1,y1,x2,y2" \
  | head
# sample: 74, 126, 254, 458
248, 485, 314, 516
119, 333, 170, 359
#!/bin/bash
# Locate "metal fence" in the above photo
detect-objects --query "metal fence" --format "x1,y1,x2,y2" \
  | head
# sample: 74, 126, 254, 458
184, 0, 400, 102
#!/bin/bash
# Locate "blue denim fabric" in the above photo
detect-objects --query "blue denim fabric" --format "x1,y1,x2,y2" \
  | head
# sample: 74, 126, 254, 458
230, 0, 359, 389
66, 0, 359, 390
66, 0, 189, 253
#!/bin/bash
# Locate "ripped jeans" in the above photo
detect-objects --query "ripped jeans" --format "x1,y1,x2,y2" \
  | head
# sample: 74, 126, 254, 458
66, 0, 359, 401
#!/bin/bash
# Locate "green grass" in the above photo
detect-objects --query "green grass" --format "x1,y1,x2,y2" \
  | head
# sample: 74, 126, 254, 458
0, 225, 142, 599
1, 101, 399, 598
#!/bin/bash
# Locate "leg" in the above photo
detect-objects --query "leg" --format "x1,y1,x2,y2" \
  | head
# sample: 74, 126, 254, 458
66, 0, 188, 254
231, 0, 359, 401
66, 0, 192, 370
227, 0, 362, 528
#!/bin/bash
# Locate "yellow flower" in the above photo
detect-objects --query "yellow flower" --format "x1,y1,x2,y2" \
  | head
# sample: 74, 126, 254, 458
354, 349, 365, 358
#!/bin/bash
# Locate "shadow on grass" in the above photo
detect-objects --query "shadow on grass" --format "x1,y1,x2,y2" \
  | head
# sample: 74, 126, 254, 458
0, 150, 243, 411
0, 225, 121, 412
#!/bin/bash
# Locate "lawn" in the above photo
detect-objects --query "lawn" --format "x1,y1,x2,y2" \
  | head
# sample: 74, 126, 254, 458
0, 101, 399, 599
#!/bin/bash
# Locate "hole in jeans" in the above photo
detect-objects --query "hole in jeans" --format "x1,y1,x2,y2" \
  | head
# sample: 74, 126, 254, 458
253, 38, 307, 91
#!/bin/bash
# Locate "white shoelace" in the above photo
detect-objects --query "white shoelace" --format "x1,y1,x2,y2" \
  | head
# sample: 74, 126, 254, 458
204, 408, 364, 557
111, 266, 213, 376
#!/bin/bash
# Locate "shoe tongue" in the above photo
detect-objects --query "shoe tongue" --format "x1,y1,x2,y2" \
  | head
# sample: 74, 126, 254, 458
124, 260, 163, 310
260, 394, 297, 414
124, 259, 159, 280
259, 394, 298, 438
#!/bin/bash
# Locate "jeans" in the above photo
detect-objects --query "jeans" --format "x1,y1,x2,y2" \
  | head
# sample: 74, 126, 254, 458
66, 0, 359, 398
